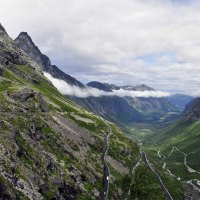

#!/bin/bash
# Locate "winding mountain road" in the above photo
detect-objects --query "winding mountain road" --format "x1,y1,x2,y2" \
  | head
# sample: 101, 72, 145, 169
174, 146, 200, 175
142, 151, 174, 200
99, 121, 111, 200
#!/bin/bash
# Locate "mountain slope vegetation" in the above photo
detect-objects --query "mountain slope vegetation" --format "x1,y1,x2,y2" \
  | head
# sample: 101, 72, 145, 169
0, 23, 191, 200
0, 23, 141, 199
144, 98, 200, 198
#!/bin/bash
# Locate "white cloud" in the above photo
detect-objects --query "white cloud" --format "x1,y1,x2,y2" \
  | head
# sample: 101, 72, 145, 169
44, 72, 170, 98
0, 0, 200, 94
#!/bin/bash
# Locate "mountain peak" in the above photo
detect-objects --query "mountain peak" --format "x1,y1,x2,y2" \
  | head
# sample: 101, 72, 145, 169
15, 32, 40, 51
18, 31, 29, 36
17, 31, 32, 40
15, 31, 85, 88
135, 84, 155, 91
122, 84, 155, 91
87, 81, 112, 92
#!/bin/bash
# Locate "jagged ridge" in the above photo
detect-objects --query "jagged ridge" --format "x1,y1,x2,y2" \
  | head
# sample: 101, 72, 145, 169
15, 32, 84, 88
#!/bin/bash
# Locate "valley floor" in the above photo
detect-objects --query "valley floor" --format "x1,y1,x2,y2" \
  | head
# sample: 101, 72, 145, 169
124, 122, 200, 200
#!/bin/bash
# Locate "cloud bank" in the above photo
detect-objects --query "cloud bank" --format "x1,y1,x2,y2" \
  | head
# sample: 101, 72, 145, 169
44, 72, 170, 98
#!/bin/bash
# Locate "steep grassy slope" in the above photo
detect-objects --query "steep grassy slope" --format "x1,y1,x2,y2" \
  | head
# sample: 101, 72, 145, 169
0, 62, 141, 199
0, 23, 141, 199
151, 115, 199, 164
0, 23, 188, 200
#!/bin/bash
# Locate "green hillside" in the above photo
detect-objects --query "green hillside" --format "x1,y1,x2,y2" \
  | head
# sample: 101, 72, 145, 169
144, 116, 200, 197
0, 62, 141, 199
0, 23, 190, 200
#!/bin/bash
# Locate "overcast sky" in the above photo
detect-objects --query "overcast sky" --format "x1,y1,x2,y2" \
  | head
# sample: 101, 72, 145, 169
0, 0, 200, 95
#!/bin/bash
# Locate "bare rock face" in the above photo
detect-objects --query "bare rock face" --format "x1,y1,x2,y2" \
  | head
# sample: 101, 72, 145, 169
0, 24, 41, 72
11, 88, 35, 102
8, 88, 48, 112
15, 32, 51, 71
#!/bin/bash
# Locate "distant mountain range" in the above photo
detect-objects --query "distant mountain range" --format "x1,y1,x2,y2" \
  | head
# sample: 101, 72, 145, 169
77, 81, 179, 124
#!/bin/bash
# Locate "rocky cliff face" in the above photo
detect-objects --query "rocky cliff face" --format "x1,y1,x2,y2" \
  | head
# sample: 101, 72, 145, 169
15, 32, 85, 88
0, 24, 41, 73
